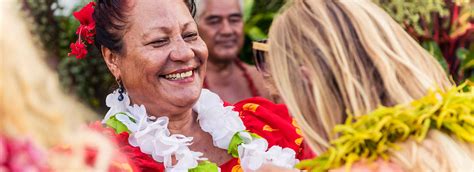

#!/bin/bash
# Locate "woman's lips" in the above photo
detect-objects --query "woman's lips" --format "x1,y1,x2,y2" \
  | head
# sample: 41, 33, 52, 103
159, 67, 198, 82
163, 70, 193, 80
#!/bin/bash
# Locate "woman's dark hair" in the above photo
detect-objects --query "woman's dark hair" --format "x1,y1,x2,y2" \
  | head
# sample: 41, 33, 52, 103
93, 0, 196, 54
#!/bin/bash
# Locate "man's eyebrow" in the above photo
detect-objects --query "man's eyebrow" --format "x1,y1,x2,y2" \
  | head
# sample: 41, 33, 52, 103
205, 15, 222, 20
229, 13, 242, 18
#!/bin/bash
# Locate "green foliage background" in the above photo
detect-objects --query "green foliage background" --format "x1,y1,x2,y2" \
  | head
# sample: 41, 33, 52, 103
241, 0, 285, 63
373, 0, 473, 82
23, 0, 113, 113
23, 0, 472, 114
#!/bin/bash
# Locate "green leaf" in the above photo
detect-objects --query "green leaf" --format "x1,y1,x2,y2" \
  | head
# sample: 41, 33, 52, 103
250, 132, 262, 139
457, 48, 474, 70
243, 0, 255, 22
227, 131, 262, 158
457, 48, 468, 60
247, 27, 267, 40
105, 113, 131, 134
227, 132, 244, 158
461, 60, 474, 71
189, 161, 219, 172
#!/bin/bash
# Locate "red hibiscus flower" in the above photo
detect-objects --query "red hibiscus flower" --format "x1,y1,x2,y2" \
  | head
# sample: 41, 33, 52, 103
68, 41, 88, 59
68, 1, 96, 59
73, 2, 96, 44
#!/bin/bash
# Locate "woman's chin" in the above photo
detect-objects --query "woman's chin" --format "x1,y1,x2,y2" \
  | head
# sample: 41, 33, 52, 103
159, 83, 202, 106
165, 94, 200, 114
147, 72, 204, 113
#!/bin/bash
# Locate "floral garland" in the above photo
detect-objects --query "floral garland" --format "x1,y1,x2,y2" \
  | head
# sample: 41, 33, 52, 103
296, 83, 474, 172
102, 89, 298, 172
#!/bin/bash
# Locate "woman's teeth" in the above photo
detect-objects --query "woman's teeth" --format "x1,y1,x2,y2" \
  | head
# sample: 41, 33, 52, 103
164, 70, 193, 80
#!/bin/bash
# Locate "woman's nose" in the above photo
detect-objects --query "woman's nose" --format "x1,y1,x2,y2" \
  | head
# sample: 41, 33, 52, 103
169, 39, 194, 62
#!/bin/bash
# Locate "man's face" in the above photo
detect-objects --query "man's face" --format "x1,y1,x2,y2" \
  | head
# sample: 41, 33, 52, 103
197, 0, 244, 61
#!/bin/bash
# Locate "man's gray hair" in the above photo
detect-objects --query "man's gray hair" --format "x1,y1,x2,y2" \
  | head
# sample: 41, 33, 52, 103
194, 0, 244, 21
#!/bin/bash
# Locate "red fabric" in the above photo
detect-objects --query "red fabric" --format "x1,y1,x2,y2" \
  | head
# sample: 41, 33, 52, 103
87, 121, 140, 172
105, 97, 315, 172
233, 97, 316, 160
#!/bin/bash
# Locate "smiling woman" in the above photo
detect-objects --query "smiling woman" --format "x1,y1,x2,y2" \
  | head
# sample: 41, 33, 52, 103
98, 0, 208, 119
67, 0, 316, 171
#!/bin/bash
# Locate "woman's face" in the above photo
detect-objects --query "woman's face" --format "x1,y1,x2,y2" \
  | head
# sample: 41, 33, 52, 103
115, 0, 208, 117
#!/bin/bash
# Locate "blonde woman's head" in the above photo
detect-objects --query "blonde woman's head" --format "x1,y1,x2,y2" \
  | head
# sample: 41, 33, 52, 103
266, 0, 472, 171
268, 0, 451, 152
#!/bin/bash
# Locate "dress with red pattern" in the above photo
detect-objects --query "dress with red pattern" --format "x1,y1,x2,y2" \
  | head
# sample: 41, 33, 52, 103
108, 97, 315, 172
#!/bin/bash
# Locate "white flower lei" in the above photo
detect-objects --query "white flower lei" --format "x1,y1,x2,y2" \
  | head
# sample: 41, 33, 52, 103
102, 89, 298, 172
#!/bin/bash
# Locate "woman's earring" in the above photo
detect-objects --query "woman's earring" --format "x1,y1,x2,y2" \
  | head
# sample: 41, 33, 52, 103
117, 79, 125, 101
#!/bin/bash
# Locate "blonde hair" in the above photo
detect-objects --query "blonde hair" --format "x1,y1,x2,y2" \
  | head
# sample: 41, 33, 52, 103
391, 130, 474, 171
268, 0, 473, 170
0, 1, 116, 171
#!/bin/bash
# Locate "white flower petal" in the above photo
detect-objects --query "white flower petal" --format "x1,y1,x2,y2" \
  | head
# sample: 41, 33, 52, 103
137, 136, 154, 154
115, 113, 138, 132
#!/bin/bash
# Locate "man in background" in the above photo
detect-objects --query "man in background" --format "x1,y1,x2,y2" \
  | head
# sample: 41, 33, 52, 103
195, 0, 273, 103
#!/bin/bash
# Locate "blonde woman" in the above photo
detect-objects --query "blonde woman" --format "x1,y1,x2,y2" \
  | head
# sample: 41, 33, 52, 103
255, 0, 474, 171
0, 1, 128, 171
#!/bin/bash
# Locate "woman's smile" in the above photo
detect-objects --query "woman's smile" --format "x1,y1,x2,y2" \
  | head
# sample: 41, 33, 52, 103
159, 66, 200, 84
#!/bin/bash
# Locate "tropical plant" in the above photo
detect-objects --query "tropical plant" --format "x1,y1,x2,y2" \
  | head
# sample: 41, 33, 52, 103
241, 0, 284, 63
22, 0, 114, 113
374, 0, 474, 83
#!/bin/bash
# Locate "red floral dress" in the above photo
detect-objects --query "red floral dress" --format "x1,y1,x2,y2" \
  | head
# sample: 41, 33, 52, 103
107, 97, 315, 172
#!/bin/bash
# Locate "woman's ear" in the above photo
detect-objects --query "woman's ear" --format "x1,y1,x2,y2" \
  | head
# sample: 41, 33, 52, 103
101, 46, 121, 79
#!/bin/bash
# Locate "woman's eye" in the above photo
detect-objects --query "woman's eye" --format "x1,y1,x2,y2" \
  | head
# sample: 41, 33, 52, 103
149, 39, 169, 47
183, 33, 198, 41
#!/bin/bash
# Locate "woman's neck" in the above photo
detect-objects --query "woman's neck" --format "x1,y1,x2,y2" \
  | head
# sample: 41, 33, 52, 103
167, 109, 200, 135
165, 107, 233, 165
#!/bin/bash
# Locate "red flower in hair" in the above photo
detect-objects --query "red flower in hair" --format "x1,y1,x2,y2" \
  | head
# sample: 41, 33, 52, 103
74, 2, 96, 44
68, 41, 88, 59
68, 1, 96, 59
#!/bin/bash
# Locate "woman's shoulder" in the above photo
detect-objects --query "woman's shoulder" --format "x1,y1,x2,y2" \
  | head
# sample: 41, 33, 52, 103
233, 97, 291, 119
232, 97, 294, 133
